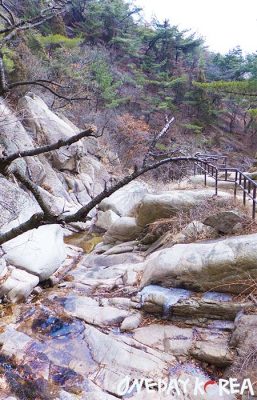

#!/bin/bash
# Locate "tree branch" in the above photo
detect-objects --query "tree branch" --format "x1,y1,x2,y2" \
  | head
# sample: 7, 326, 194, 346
0, 156, 198, 245
12, 168, 57, 220
8, 80, 90, 102
0, 127, 96, 170
0, 2, 68, 46
143, 116, 175, 166
0, 213, 44, 245
0, 0, 15, 25
64, 155, 197, 222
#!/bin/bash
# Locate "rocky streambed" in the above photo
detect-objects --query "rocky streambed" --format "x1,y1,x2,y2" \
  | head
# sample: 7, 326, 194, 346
0, 94, 256, 399
0, 230, 256, 400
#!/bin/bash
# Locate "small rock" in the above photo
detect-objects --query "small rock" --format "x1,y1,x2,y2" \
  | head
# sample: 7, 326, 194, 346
120, 313, 142, 331
104, 217, 142, 243
64, 296, 129, 327
204, 210, 243, 234
96, 210, 120, 231
0, 267, 39, 303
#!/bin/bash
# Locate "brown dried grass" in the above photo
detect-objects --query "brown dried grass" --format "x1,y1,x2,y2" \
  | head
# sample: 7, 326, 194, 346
140, 196, 257, 245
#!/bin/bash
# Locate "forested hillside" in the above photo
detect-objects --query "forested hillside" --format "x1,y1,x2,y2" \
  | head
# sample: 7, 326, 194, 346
2, 0, 257, 171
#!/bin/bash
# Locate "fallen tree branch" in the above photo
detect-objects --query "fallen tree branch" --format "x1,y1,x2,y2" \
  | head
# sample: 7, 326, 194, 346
0, 213, 44, 245
64, 155, 195, 222
0, 127, 96, 170
12, 168, 57, 220
0, 156, 198, 244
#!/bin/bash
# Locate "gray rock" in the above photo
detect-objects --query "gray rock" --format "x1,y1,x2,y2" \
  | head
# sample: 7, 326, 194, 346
84, 325, 175, 396
0, 176, 40, 233
136, 190, 231, 227
133, 323, 233, 366
204, 210, 243, 233
120, 313, 142, 331
103, 217, 142, 243
65, 295, 129, 327
0, 266, 39, 303
96, 210, 120, 231
190, 341, 234, 367
135, 285, 251, 320
189, 175, 236, 189
2, 225, 66, 281
19, 94, 82, 171
100, 180, 149, 217
226, 313, 257, 385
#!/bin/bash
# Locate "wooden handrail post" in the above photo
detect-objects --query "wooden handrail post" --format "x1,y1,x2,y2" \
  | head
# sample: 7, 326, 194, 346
215, 168, 218, 195
234, 170, 238, 197
253, 186, 256, 219
243, 177, 246, 205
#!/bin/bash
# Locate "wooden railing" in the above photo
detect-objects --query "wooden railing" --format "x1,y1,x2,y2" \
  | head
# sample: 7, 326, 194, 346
194, 156, 257, 219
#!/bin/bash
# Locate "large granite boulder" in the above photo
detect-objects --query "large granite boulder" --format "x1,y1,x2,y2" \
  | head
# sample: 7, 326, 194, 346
2, 225, 66, 281
0, 98, 45, 183
140, 233, 257, 293
96, 210, 120, 231
100, 180, 149, 217
103, 217, 142, 243
19, 94, 109, 196
136, 189, 231, 227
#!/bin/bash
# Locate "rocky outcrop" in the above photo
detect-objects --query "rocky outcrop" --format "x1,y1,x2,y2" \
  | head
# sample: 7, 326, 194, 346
0, 263, 39, 303
64, 295, 130, 327
19, 94, 82, 172
0, 175, 40, 232
133, 323, 234, 366
135, 285, 251, 321
19, 93, 110, 196
140, 233, 257, 293
0, 94, 114, 302
0, 92, 255, 399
